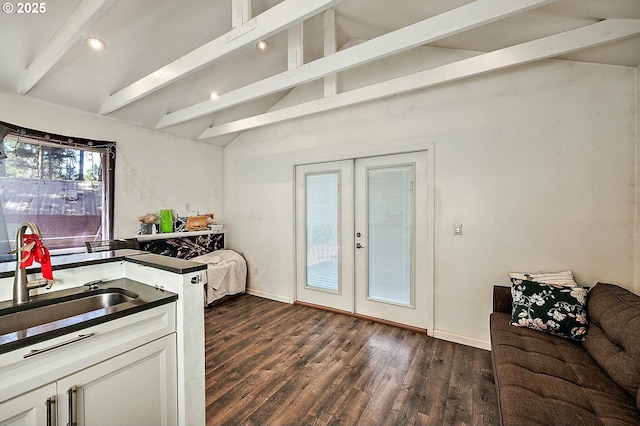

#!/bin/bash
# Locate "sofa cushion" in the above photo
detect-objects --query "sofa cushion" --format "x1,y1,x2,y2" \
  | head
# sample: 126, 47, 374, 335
583, 283, 640, 399
510, 279, 589, 341
491, 311, 640, 425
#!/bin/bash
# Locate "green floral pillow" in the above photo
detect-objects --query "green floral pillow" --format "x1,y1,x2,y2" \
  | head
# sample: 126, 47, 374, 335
510, 279, 589, 341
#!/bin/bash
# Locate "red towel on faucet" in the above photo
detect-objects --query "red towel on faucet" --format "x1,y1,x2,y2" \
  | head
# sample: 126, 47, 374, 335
20, 234, 54, 280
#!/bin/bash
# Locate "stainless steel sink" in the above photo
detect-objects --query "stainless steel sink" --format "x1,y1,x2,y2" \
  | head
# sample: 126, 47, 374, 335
0, 288, 139, 336
0, 278, 177, 355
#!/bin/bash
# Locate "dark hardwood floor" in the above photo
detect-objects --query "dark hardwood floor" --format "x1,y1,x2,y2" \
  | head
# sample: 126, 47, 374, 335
204, 294, 498, 426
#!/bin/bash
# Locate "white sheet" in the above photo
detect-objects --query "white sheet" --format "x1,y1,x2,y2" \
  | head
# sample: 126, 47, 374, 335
191, 250, 247, 305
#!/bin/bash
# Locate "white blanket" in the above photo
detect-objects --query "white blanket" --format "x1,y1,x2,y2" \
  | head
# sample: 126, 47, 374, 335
191, 250, 247, 305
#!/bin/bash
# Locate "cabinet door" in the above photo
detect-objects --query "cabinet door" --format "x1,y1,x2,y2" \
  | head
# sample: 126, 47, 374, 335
0, 383, 56, 426
57, 335, 177, 426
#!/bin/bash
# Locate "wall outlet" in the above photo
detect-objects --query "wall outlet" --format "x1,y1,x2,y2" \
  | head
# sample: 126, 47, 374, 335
454, 224, 463, 235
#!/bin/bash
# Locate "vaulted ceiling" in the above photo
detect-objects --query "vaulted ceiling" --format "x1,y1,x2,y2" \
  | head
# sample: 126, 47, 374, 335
1, 0, 639, 146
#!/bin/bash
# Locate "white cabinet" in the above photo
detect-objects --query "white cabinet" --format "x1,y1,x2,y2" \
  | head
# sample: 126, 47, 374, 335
58, 334, 176, 426
0, 384, 55, 426
0, 303, 177, 425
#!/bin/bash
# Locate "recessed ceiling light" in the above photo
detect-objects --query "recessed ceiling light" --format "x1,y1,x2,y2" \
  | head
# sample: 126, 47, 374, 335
86, 37, 106, 50
209, 91, 219, 100
256, 40, 269, 51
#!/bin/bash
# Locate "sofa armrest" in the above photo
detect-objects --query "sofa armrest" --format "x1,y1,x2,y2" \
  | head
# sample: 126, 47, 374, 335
493, 285, 512, 313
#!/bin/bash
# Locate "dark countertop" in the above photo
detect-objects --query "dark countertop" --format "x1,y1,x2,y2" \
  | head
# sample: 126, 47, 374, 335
125, 253, 207, 274
0, 278, 178, 355
0, 249, 206, 279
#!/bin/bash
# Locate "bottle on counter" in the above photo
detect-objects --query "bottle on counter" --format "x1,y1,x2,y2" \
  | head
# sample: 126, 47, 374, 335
159, 209, 174, 233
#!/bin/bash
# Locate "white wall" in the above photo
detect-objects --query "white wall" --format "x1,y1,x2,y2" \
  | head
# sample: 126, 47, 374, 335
636, 64, 640, 296
0, 92, 224, 237
224, 51, 638, 348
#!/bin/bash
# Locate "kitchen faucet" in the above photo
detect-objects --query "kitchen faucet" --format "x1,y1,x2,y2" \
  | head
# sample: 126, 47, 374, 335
12, 222, 53, 304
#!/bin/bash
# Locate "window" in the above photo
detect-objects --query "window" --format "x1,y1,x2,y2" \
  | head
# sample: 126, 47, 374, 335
0, 121, 115, 261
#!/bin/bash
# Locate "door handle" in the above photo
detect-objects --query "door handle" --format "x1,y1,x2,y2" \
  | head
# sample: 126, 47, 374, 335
356, 243, 365, 249
45, 396, 54, 426
67, 386, 77, 426
24, 333, 95, 358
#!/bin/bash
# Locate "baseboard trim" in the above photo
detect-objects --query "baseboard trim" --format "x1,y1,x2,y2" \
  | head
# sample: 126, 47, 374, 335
244, 293, 488, 348
246, 288, 291, 304
433, 330, 491, 351
294, 301, 428, 335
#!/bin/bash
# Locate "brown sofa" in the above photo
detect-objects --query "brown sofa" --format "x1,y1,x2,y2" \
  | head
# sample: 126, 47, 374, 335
490, 282, 640, 425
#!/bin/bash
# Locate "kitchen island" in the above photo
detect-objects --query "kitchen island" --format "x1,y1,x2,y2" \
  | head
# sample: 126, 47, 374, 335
0, 250, 207, 425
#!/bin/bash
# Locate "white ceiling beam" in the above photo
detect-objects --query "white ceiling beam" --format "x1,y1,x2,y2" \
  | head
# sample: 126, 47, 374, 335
198, 19, 640, 140
17, 0, 117, 95
288, 23, 304, 70
100, 0, 342, 115
324, 9, 338, 97
156, 0, 556, 129
232, 0, 251, 29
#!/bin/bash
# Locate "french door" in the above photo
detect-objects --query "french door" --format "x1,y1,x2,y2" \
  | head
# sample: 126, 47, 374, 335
295, 152, 430, 329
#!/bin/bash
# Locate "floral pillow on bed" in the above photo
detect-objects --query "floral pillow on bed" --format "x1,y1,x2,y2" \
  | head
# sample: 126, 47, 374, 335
510, 279, 589, 342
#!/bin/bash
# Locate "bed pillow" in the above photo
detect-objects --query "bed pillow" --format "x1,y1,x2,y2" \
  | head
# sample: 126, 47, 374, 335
510, 279, 589, 341
508, 270, 578, 286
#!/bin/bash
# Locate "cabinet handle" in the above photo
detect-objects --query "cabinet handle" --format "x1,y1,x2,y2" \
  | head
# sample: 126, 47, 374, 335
45, 396, 54, 426
67, 386, 77, 426
23, 333, 95, 358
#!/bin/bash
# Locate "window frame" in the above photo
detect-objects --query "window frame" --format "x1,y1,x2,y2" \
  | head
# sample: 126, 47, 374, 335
0, 121, 116, 257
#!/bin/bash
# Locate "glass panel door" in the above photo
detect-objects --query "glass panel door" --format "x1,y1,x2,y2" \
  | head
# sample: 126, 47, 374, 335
367, 166, 413, 305
305, 173, 339, 291
296, 152, 431, 330
295, 161, 354, 313
354, 152, 429, 329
